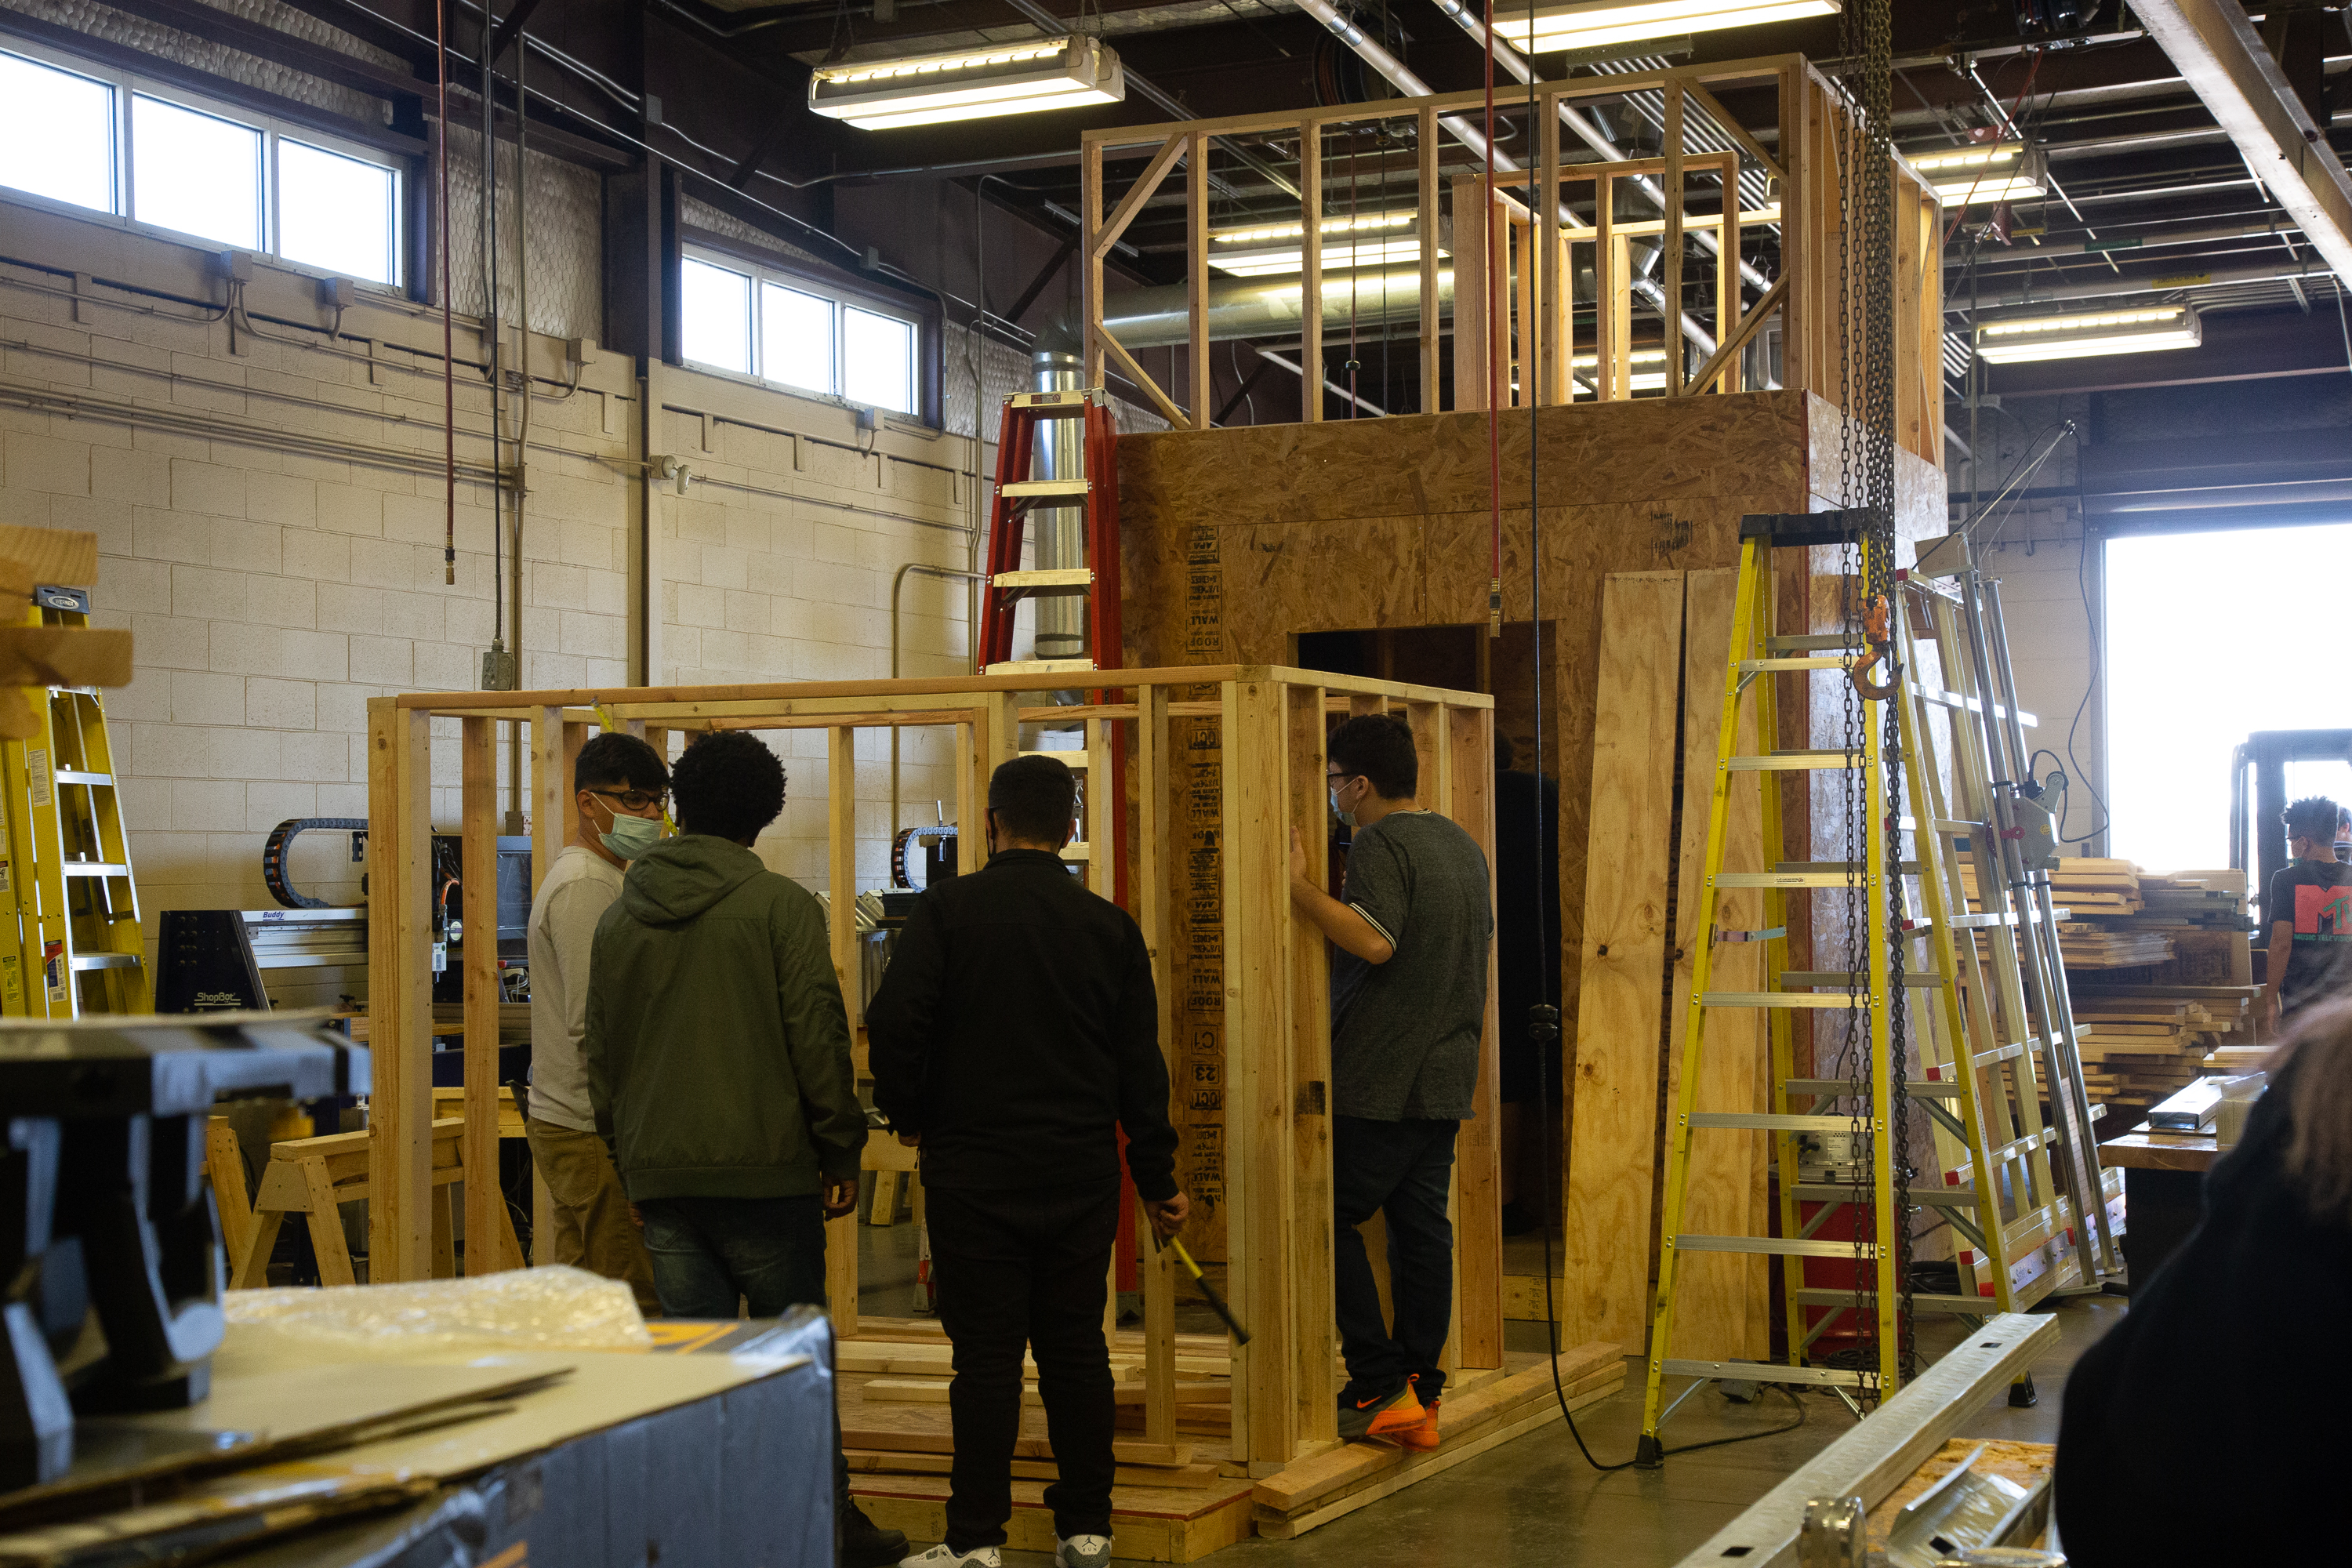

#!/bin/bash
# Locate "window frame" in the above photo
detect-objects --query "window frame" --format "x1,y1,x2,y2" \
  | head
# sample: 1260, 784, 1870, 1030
680, 230, 940, 426
0, 37, 405, 291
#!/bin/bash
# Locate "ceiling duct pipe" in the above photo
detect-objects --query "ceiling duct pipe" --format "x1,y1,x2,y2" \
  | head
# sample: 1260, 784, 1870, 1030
1105, 262, 1446, 347
1286, 0, 1715, 354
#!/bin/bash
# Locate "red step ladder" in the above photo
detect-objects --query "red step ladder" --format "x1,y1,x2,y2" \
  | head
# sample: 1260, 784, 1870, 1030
976, 388, 1123, 677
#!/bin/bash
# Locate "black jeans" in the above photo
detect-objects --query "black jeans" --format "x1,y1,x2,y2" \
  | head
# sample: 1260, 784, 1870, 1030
927, 1183, 1121, 1551
1332, 1116, 1459, 1399
636, 1194, 851, 1508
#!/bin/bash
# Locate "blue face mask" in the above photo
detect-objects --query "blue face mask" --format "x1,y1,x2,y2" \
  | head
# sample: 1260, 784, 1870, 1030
1330, 785, 1356, 831
601, 811, 665, 861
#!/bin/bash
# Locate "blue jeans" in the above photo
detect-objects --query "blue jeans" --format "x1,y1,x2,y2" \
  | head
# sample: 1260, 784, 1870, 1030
636, 1194, 848, 1508
636, 1194, 827, 1318
1333, 1116, 1459, 1399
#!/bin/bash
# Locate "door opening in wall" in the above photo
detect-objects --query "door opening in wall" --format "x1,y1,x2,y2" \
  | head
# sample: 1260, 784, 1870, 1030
2105, 521, 2352, 873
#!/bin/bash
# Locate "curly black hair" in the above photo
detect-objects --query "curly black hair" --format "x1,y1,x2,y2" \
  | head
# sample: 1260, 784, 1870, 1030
671, 731, 786, 843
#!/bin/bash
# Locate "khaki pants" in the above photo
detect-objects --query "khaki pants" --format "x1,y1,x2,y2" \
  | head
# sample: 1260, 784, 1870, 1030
525, 1118, 660, 1315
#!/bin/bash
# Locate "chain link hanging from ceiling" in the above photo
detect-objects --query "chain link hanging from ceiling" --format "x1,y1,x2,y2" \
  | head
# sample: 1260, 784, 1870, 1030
1831, 0, 1907, 1409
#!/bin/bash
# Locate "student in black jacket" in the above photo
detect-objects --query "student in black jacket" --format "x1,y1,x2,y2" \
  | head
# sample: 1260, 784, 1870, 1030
2055, 995, 2352, 1564
866, 754, 1189, 1568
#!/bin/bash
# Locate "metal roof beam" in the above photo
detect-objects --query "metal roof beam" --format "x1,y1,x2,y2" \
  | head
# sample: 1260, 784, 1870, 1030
2133, 0, 2352, 287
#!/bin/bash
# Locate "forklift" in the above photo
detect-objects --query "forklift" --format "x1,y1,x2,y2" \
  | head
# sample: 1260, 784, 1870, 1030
2229, 729, 2352, 971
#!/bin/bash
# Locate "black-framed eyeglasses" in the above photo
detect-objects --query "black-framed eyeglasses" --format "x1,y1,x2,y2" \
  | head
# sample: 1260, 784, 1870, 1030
586, 787, 668, 812
1327, 771, 1356, 786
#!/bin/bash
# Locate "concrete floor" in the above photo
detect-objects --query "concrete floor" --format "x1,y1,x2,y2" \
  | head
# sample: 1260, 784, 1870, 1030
858, 1214, 2122, 1568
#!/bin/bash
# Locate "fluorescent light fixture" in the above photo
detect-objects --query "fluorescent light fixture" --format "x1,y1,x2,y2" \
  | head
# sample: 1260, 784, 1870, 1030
1210, 212, 1414, 245
1907, 141, 2046, 205
1208, 213, 1432, 277
1976, 303, 2200, 365
1571, 347, 1670, 390
808, 38, 1122, 130
1496, 0, 1838, 52
1211, 239, 1432, 276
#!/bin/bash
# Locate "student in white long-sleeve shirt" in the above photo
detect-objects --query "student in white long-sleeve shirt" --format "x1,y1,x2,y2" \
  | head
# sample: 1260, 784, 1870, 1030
524, 731, 670, 1312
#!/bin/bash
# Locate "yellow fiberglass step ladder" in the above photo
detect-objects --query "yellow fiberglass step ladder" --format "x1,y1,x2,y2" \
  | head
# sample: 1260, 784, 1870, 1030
1636, 511, 2106, 1460
0, 584, 150, 1016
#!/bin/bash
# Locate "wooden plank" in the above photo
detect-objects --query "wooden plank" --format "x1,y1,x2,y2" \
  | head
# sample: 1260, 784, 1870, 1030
1444, 703, 1503, 1370
1664, 569, 1766, 1360
1537, 97, 1561, 406
1285, 684, 1334, 1442
1559, 574, 1682, 1354
1188, 131, 1210, 431
1251, 1341, 1621, 1512
1096, 133, 1189, 262
829, 724, 861, 1342
204, 1118, 255, 1273
365, 699, 434, 1283
0, 524, 97, 594
529, 706, 563, 900
1663, 79, 1685, 396
1302, 121, 1322, 426
1222, 677, 1294, 1465
1418, 104, 1440, 412
1451, 176, 1488, 413
459, 716, 510, 1275
1135, 684, 1179, 1446
1402, 699, 1462, 1391
1254, 1367, 1624, 1537
1083, 136, 1106, 387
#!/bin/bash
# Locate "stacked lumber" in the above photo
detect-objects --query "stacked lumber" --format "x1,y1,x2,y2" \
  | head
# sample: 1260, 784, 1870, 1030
1250, 1343, 1624, 1539
1958, 858, 2173, 970
1962, 864, 2257, 1121
2048, 984, 2260, 1122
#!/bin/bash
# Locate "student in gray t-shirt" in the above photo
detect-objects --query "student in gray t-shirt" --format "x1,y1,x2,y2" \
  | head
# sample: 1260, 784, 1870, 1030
1288, 713, 1492, 1450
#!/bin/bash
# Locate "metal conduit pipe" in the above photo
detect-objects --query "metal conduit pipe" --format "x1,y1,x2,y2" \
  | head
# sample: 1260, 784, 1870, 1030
1287, 0, 1717, 354
1944, 219, 2305, 262
1942, 258, 2328, 312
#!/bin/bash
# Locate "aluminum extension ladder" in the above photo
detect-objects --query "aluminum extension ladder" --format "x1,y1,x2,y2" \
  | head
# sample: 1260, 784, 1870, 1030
1637, 513, 2110, 1458
1904, 535, 2120, 1302
0, 586, 150, 1015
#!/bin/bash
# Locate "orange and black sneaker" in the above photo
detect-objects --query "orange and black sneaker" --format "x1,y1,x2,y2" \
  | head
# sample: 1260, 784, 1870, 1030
1338, 1381, 1418, 1443
1386, 1377, 1440, 1452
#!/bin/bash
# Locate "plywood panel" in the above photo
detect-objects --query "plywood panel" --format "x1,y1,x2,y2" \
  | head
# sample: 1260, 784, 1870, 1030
1559, 573, 1682, 1355
1663, 568, 1767, 1361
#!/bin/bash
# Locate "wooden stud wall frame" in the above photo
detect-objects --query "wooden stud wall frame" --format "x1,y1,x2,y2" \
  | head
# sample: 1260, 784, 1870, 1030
365, 666, 1497, 1469
1076, 55, 1943, 460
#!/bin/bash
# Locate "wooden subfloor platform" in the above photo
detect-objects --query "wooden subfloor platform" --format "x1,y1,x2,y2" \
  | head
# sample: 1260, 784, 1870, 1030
842, 1320, 1624, 1559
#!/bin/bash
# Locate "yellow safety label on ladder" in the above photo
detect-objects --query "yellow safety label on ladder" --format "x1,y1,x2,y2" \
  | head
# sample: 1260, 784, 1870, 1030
0, 953, 20, 1011
0, 857, 12, 896
26, 748, 50, 809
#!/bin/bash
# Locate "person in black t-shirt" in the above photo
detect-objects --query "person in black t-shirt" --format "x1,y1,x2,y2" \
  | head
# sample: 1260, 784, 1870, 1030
2262, 795, 2352, 1035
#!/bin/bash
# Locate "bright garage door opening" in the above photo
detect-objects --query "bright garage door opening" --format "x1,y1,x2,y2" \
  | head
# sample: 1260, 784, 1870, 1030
2106, 521, 2352, 873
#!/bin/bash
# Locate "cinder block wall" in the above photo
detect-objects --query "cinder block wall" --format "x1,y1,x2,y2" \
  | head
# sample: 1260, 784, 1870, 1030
0, 192, 978, 1000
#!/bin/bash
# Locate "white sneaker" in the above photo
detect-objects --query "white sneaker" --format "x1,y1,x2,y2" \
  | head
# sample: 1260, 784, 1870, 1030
1056, 1534, 1113, 1568
898, 1547, 1001, 1568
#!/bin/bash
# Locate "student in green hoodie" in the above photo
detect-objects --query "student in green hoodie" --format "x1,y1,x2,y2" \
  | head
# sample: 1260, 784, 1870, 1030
582, 728, 905, 1568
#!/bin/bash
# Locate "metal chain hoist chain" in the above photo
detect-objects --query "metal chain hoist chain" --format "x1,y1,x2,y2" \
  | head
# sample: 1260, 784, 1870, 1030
1827, 0, 1874, 1409
1854, 0, 1915, 1389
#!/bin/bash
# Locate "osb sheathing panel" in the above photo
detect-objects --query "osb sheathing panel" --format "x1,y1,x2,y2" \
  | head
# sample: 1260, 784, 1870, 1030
1120, 390, 1832, 1103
